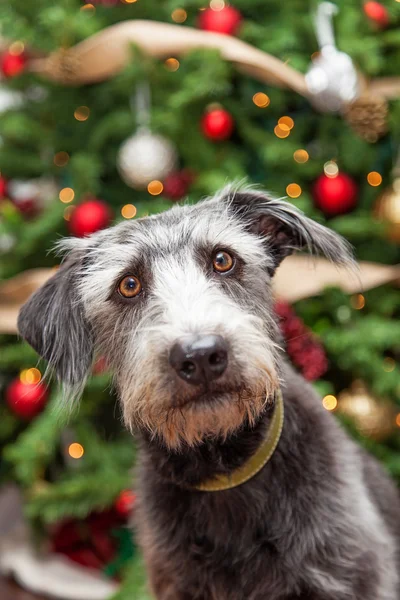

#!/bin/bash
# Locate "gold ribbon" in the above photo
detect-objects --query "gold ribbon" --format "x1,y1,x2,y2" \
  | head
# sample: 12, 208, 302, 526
195, 388, 284, 492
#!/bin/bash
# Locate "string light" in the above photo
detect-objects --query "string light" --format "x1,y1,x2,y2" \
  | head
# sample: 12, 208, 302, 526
80, 3, 95, 12
68, 443, 84, 459
54, 151, 69, 167
278, 116, 294, 131
171, 8, 187, 22
324, 161, 339, 178
367, 171, 382, 186
322, 395, 338, 411
20, 368, 42, 385
9, 41, 24, 56
165, 58, 180, 71
59, 187, 75, 203
274, 125, 290, 139
210, 0, 225, 10
350, 294, 365, 310
74, 106, 90, 122
121, 204, 137, 219
383, 357, 395, 373
286, 183, 302, 198
293, 149, 309, 163
63, 206, 75, 221
148, 180, 163, 195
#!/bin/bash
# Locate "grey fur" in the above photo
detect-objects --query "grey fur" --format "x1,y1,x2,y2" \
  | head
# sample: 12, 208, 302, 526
18, 186, 399, 599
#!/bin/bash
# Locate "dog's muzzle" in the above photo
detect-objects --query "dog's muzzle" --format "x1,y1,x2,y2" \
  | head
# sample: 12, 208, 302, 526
169, 334, 228, 385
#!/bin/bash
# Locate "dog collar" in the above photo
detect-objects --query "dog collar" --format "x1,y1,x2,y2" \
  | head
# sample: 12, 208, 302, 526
194, 388, 284, 492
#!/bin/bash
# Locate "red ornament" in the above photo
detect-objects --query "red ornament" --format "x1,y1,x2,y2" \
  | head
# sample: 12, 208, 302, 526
0, 177, 8, 199
163, 170, 194, 201
6, 377, 49, 419
115, 490, 136, 517
313, 172, 358, 217
363, 2, 389, 28
1, 51, 27, 78
201, 108, 234, 141
198, 6, 242, 35
68, 198, 112, 237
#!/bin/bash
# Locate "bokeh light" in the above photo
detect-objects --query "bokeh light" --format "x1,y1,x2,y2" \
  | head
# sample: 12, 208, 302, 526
63, 206, 75, 221
396, 414, 400, 427
148, 180, 164, 195
367, 171, 382, 187
350, 294, 365, 310
171, 8, 187, 22
274, 125, 290, 139
252, 92, 270, 108
9, 41, 25, 56
20, 368, 42, 385
383, 357, 395, 373
210, 0, 225, 10
80, 3, 95, 12
59, 187, 75, 203
286, 183, 302, 198
54, 151, 69, 167
74, 106, 90, 122
293, 149, 309, 163
322, 395, 338, 411
121, 204, 137, 219
278, 116, 294, 131
165, 58, 180, 71
68, 443, 84, 459
324, 161, 339, 178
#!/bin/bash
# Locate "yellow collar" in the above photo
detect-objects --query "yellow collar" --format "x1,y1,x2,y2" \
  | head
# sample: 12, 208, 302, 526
195, 389, 284, 493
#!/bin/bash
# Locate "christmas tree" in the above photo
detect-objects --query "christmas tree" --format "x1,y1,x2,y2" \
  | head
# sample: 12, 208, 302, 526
0, 0, 399, 598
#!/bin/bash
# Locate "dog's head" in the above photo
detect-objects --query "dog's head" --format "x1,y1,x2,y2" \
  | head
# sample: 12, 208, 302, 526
18, 187, 353, 448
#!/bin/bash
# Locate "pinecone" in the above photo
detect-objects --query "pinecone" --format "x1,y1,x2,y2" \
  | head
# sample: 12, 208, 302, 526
344, 95, 388, 143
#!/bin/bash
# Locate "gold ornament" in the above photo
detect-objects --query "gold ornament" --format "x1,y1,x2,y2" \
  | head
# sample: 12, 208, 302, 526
343, 94, 388, 142
337, 380, 397, 442
374, 178, 400, 243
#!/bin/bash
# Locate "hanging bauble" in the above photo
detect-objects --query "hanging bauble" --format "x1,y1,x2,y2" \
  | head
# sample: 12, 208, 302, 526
115, 490, 137, 517
117, 128, 178, 189
337, 381, 396, 442
363, 2, 390, 28
163, 169, 194, 201
374, 178, 400, 243
1, 50, 27, 78
313, 171, 358, 216
6, 376, 49, 419
68, 198, 112, 237
305, 3, 359, 113
0, 176, 8, 199
8, 177, 58, 218
201, 107, 234, 141
0, 89, 23, 113
198, 6, 243, 35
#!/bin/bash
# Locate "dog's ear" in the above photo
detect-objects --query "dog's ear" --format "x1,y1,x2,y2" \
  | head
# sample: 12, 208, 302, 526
227, 189, 354, 271
18, 250, 93, 400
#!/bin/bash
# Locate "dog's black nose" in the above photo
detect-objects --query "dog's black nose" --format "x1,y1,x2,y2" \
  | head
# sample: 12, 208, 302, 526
169, 335, 228, 385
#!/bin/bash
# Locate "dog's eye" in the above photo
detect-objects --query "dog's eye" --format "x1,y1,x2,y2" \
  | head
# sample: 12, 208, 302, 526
118, 275, 142, 298
213, 250, 234, 273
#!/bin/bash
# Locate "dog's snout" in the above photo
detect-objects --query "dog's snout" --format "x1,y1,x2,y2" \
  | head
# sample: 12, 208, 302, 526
169, 334, 228, 385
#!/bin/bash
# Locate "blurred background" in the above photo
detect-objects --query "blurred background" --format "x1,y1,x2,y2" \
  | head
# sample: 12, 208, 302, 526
0, 1, 399, 599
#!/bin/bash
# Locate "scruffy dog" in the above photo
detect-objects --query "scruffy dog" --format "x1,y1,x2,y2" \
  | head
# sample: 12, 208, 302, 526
18, 187, 399, 599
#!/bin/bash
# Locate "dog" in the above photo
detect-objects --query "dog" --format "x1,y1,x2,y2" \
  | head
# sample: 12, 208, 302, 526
18, 186, 400, 599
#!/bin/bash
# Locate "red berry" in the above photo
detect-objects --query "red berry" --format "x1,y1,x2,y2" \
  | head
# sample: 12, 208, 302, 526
363, 2, 389, 27
115, 490, 136, 516
1, 51, 26, 78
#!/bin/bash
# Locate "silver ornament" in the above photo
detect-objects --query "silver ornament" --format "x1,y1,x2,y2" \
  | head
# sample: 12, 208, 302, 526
9, 177, 58, 210
305, 2, 359, 112
117, 128, 178, 189
0, 88, 23, 113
